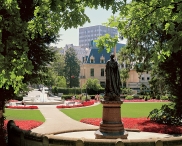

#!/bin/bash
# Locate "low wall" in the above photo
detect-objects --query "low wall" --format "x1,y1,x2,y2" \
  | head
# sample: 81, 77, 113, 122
7, 120, 182, 146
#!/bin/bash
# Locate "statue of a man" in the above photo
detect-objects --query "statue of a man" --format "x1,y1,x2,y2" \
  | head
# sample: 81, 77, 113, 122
104, 53, 121, 101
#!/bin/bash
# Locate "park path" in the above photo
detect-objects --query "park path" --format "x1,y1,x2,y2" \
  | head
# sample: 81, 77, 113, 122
31, 104, 99, 135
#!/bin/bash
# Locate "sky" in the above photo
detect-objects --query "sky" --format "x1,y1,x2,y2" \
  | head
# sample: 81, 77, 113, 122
52, 7, 127, 48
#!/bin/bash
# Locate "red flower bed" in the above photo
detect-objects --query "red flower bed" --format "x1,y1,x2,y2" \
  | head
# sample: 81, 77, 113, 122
80, 118, 182, 134
6, 106, 38, 109
4, 120, 43, 130
56, 100, 95, 108
82, 100, 95, 106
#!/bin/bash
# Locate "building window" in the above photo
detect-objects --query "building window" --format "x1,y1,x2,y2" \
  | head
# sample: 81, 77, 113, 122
100, 82, 105, 88
101, 68, 104, 76
100, 59, 104, 63
90, 55, 95, 63
142, 77, 145, 80
91, 59, 94, 63
90, 68, 94, 76
100, 55, 105, 63
147, 77, 150, 80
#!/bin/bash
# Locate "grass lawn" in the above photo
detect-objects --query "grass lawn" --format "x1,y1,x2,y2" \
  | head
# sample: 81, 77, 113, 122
60, 102, 169, 121
4, 109, 45, 122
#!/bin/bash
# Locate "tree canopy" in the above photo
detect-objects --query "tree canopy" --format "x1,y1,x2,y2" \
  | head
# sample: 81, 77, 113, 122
64, 47, 80, 88
0, 0, 126, 143
0, 0, 124, 95
96, 0, 182, 125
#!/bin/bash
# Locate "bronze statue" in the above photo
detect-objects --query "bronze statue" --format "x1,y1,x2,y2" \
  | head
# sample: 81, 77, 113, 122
104, 53, 121, 101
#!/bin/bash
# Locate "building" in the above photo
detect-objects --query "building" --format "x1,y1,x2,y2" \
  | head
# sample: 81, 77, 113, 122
79, 25, 118, 49
63, 44, 90, 62
126, 70, 151, 94
79, 42, 151, 94
79, 43, 125, 88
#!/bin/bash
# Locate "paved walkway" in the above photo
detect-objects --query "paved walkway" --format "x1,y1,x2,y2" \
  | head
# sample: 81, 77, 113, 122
31, 103, 180, 139
31, 104, 98, 134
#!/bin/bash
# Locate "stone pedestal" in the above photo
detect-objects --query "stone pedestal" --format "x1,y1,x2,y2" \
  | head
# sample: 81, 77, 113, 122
95, 100, 128, 139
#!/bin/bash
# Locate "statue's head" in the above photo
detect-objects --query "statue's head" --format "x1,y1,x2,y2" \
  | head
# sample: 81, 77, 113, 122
110, 53, 115, 59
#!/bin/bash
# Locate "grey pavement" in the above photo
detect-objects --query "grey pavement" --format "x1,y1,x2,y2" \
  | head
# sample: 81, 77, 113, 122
31, 103, 181, 140
31, 104, 98, 135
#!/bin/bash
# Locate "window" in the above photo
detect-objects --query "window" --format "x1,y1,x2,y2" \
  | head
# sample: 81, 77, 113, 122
90, 55, 95, 63
100, 59, 104, 63
100, 55, 105, 63
147, 77, 150, 80
101, 68, 104, 76
90, 68, 94, 76
91, 59, 94, 63
142, 77, 145, 80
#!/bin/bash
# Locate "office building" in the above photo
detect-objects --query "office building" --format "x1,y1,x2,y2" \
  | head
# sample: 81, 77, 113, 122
79, 25, 118, 49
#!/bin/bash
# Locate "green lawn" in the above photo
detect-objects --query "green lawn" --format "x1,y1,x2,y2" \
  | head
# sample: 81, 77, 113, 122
4, 102, 169, 122
4, 109, 45, 122
60, 102, 169, 121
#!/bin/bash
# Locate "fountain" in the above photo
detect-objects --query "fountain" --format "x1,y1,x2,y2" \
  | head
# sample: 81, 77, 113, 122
23, 87, 64, 105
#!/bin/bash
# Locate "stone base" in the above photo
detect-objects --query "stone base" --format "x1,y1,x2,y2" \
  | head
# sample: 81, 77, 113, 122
95, 130, 128, 139
95, 100, 128, 139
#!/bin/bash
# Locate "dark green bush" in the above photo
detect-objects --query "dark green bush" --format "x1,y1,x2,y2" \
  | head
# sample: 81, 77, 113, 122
51, 87, 105, 95
148, 104, 182, 126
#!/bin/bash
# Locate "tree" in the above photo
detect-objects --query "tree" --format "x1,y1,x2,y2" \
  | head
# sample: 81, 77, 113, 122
46, 49, 66, 88
64, 48, 80, 88
150, 50, 182, 125
117, 47, 131, 88
0, 0, 125, 144
82, 78, 102, 94
96, 0, 182, 125
119, 68, 129, 88
149, 66, 167, 98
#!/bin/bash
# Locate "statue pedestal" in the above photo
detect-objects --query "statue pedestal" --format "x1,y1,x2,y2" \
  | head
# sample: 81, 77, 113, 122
95, 100, 128, 139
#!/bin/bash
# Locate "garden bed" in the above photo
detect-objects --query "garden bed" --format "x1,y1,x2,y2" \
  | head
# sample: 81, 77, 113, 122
80, 118, 182, 134
5, 105, 38, 109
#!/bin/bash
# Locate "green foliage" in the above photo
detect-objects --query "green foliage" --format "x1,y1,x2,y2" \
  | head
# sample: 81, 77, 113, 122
0, 0, 119, 96
125, 95, 133, 100
45, 49, 66, 87
51, 87, 82, 95
82, 78, 102, 94
119, 68, 129, 88
64, 48, 80, 88
160, 96, 168, 100
0, 0, 123, 143
140, 84, 149, 95
117, 47, 134, 71
148, 104, 182, 126
149, 68, 167, 98
121, 88, 133, 95
156, 50, 182, 118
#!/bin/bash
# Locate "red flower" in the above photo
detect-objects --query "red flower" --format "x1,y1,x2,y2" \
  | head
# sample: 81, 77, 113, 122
6, 106, 38, 109
4, 120, 43, 130
80, 118, 182, 134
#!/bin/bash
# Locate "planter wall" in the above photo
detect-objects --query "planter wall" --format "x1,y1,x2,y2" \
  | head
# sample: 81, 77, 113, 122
7, 120, 182, 146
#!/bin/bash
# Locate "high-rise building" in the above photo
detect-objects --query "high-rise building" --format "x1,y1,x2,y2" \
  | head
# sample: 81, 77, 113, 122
79, 25, 118, 49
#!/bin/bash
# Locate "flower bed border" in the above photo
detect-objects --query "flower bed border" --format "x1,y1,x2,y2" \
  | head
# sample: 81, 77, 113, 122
6, 105, 38, 109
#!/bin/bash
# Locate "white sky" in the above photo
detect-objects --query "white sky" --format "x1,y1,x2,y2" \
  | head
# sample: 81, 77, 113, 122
52, 7, 127, 48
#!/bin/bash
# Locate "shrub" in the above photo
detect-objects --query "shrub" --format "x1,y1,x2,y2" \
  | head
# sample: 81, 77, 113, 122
61, 95, 72, 100
160, 95, 168, 100
125, 95, 133, 100
148, 104, 182, 126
